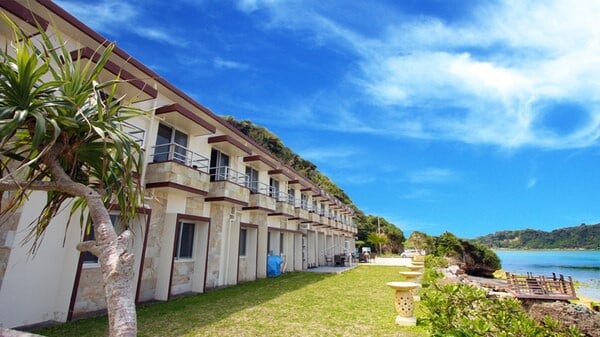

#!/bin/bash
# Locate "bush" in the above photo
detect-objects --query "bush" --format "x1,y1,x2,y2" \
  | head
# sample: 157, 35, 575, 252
425, 255, 448, 269
421, 283, 583, 337
421, 268, 443, 288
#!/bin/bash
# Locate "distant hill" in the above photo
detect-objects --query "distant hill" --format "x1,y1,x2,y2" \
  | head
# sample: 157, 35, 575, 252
474, 223, 600, 250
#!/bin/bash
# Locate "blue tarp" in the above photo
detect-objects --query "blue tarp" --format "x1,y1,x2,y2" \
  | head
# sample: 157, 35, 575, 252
267, 255, 283, 277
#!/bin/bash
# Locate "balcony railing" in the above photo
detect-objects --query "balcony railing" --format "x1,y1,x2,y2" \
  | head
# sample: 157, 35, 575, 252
244, 180, 289, 201
151, 143, 209, 170
210, 165, 247, 185
122, 121, 145, 145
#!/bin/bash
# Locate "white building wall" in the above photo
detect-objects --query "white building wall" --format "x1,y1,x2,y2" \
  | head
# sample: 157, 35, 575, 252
0, 192, 80, 327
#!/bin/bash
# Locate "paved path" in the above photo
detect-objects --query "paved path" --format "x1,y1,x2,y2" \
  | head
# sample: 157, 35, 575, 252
304, 257, 415, 274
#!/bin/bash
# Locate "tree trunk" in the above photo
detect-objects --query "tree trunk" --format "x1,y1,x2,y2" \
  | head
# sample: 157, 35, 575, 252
44, 146, 137, 337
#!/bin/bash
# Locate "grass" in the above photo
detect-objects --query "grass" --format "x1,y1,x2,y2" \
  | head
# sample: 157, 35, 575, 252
35, 266, 429, 337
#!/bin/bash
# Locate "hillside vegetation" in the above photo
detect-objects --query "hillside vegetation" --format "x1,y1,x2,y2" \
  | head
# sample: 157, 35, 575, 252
474, 223, 600, 250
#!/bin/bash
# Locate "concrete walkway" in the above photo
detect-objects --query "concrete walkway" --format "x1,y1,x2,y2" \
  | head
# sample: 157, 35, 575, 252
304, 257, 415, 274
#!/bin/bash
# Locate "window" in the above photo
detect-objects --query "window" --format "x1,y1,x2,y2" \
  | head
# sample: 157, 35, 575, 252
279, 233, 284, 255
239, 228, 247, 256
175, 222, 195, 259
245, 166, 259, 192
153, 123, 188, 163
210, 149, 230, 181
301, 193, 308, 209
269, 178, 280, 200
83, 215, 121, 264
288, 188, 295, 205
312, 200, 318, 213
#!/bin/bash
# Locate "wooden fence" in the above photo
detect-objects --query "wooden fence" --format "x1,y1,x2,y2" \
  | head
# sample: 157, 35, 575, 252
505, 272, 577, 300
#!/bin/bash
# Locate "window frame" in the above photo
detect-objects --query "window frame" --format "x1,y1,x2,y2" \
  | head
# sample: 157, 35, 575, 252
153, 123, 189, 163
269, 178, 280, 200
245, 166, 259, 193
83, 214, 121, 266
239, 228, 247, 257
174, 222, 196, 260
210, 148, 230, 182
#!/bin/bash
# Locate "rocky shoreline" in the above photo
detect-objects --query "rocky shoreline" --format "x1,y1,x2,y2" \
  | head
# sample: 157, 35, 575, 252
438, 264, 600, 337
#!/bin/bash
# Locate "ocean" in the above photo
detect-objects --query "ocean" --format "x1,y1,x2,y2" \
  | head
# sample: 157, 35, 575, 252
495, 250, 600, 301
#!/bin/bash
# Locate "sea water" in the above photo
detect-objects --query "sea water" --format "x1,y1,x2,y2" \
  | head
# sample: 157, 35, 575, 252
495, 250, 600, 301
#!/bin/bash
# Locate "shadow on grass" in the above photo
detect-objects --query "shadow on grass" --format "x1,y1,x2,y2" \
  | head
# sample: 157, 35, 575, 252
35, 272, 334, 337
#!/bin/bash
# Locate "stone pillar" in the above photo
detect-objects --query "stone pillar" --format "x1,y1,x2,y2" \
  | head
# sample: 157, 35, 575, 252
256, 221, 268, 279
399, 271, 423, 301
386, 282, 420, 326
206, 203, 241, 288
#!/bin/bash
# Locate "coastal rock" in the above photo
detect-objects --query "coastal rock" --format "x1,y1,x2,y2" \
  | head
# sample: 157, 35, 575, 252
525, 301, 600, 337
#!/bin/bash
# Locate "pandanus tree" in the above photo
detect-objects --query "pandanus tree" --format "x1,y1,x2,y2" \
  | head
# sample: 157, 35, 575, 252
0, 15, 144, 337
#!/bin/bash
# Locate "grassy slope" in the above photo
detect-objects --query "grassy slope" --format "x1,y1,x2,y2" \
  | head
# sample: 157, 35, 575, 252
36, 266, 428, 337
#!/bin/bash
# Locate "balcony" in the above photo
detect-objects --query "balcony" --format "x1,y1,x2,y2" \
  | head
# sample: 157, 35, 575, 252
207, 166, 249, 204
320, 210, 331, 227
122, 121, 145, 146
310, 209, 321, 224
146, 143, 209, 195
246, 181, 276, 211
294, 200, 310, 221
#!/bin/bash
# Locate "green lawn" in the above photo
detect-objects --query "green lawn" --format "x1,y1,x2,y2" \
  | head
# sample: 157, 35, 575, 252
36, 266, 429, 337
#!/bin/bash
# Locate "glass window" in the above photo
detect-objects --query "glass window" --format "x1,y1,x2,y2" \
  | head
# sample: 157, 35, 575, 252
245, 166, 259, 192
153, 123, 188, 163
210, 149, 230, 181
288, 188, 295, 205
239, 228, 247, 256
173, 129, 188, 163
175, 222, 195, 259
301, 193, 308, 209
269, 178, 280, 200
83, 214, 120, 264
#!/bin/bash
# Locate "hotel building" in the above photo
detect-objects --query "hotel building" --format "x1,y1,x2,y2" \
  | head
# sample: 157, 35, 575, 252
0, 0, 356, 329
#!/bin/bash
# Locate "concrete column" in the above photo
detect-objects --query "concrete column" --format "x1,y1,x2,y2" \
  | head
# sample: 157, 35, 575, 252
206, 203, 242, 289
256, 222, 268, 279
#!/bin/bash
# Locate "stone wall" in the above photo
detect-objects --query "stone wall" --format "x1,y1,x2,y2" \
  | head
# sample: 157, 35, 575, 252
138, 189, 168, 302
146, 162, 210, 192
73, 267, 105, 316
171, 261, 194, 295
205, 204, 226, 289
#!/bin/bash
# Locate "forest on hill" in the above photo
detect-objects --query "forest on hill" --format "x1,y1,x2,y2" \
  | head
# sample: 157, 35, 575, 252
474, 223, 600, 250
223, 116, 404, 252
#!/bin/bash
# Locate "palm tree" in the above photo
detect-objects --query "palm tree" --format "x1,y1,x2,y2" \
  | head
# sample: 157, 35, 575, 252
367, 232, 388, 254
0, 15, 143, 337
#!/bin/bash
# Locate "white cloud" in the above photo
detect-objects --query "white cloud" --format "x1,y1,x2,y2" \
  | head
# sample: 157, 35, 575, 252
527, 178, 537, 189
55, 0, 136, 32
213, 57, 249, 70
299, 147, 358, 161
238, 0, 600, 150
56, 0, 186, 46
407, 168, 457, 184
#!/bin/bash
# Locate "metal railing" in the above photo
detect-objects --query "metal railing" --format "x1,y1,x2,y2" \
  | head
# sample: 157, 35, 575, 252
246, 180, 268, 194
151, 143, 209, 170
122, 121, 145, 145
210, 165, 247, 184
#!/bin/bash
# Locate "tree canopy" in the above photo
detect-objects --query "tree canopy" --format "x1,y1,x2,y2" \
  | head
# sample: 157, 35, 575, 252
474, 223, 600, 250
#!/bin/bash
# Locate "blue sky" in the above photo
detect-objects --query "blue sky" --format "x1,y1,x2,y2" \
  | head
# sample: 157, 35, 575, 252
56, 0, 600, 238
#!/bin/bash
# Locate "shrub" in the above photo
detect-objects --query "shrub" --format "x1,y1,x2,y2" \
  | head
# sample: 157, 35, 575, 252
425, 255, 448, 268
421, 283, 583, 337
